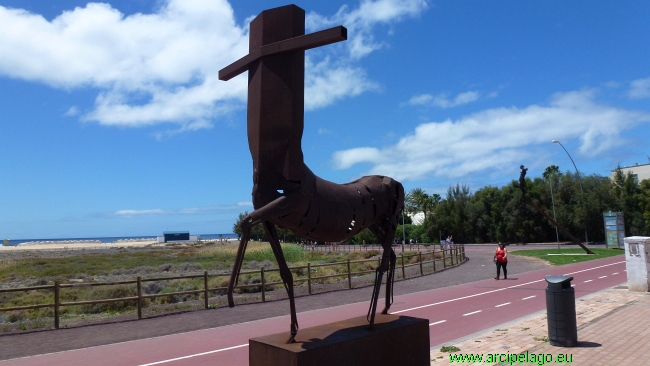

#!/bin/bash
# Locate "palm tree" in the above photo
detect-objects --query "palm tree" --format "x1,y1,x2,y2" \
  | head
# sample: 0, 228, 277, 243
406, 188, 439, 221
543, 165, 560, 180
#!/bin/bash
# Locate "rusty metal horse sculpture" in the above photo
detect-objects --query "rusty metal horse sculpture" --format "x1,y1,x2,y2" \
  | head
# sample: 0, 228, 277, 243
219, 5, 404, 343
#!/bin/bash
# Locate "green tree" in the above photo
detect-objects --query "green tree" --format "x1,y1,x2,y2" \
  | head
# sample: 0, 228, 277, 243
406, 188, 438, 221
349, 228, 377, 245
232, 212, 267, 241
542, 165, 560, 180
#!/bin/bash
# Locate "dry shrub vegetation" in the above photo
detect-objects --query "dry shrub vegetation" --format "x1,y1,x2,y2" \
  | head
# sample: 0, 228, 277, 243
0, 242, 444, 333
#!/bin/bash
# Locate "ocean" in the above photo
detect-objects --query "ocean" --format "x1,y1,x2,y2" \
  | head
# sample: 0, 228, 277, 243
2, 233, 239, 246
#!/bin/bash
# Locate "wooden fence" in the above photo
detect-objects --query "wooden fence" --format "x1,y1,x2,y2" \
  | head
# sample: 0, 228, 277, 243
0, 245, 465, 329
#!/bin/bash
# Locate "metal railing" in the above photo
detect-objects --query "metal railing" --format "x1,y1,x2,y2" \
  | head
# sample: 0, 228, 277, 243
0, 245, 465, 329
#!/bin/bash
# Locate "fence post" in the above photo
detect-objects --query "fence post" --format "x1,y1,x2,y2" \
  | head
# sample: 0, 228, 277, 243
347, 259, 352, 289
418, 252, 423, 275
307, 263, 312, 295
204, 271, 209, 309
261, 267, 266, 302
451, 248, 455, 266
54, 281, 60, 330
137, 276, 142, 320
433, 250, 437, 272
401, 254, 405, 279
442, 249, 447, 268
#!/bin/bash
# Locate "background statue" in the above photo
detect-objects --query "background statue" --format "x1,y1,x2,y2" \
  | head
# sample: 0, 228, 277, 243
219, 5, 404, 342
519, 165, 528, 195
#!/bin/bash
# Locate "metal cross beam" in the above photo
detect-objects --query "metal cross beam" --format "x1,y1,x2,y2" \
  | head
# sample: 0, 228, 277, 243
219, 25, 347, 81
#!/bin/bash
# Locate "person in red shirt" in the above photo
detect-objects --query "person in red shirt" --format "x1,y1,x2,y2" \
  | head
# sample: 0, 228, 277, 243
493, 242, 508, 280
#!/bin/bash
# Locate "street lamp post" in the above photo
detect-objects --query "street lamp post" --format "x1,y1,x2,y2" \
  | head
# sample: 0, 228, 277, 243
548, 173, 560, 250
551, 140, 589, 244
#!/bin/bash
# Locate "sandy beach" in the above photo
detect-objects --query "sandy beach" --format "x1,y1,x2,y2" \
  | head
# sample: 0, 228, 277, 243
0, 239, 161, 251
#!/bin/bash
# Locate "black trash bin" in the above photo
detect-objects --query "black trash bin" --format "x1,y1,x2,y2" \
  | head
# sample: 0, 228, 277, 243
545, 275, 578, 347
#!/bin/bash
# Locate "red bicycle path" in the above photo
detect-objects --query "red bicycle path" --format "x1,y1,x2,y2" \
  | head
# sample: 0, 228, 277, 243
1, 255, 626, 366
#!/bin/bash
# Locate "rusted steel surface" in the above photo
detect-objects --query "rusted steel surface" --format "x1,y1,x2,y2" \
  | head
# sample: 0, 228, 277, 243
219, 4, 405, 342
219, 26, 346, 81
249, 314, 430, 366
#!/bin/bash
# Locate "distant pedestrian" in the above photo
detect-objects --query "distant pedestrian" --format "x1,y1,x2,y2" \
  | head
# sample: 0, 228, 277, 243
494, 242, 508, 280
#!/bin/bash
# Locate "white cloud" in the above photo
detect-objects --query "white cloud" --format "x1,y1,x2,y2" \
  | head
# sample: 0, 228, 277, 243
64, 106, 79, 116
332, 89, 650, 181
332, 147, 382, 169
446, 91, 480, 106
0, 0, 248, 132
115, 209, 167, 216
629, 77, 650, 99
113, 202, 253, 218
305, 57, 379, 110
0, 0, 426, 133
405, 91, 481, 108
303, 0, 426, 110
307, 0, 428, 59
406, 94, 433, 106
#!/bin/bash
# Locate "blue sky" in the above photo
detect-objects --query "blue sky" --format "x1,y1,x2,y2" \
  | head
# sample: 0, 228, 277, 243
1, 0, 649, 239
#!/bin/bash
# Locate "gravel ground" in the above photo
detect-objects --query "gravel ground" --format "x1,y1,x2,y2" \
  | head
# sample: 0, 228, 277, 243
0, 246, 551, 360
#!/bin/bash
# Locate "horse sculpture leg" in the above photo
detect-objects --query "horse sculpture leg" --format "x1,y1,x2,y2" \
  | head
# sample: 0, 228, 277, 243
262, 221, 299, 343
366, 224, 396, 329
381, 249, 396, 314
227, 219, 253, 307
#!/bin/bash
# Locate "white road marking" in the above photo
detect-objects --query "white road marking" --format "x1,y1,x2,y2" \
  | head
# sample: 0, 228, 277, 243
393, 279, 542, 313
599, 276, 607, 279
393, 261, 624, 315
463, 310, 482, 316
495, 302, 511, 308
613, 272, 619, 275
138, 344, 249, 366
562, 261, 625, 276
131, 260, 629, 364
571, 284, 575, 287
584, 280, 592, 283
429, 320, 447, 326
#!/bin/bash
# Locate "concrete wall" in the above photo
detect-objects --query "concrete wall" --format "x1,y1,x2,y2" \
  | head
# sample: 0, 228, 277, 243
613, 163, 650, 183
624, 236, 650, 292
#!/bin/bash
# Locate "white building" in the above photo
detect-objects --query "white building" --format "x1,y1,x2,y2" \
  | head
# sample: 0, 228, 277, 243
612, 162, 650, 184
407, 212, 425, 225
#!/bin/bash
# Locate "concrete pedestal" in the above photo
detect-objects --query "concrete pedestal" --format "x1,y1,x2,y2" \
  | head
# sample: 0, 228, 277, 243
249, 314, 430, 366
624, 236, 650, 292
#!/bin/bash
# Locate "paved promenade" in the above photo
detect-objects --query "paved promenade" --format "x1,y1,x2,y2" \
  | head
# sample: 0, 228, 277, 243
430, 284, 650, 365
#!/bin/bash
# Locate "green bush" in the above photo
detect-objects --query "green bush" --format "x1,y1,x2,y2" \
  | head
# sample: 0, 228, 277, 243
79, 285, 139, 314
